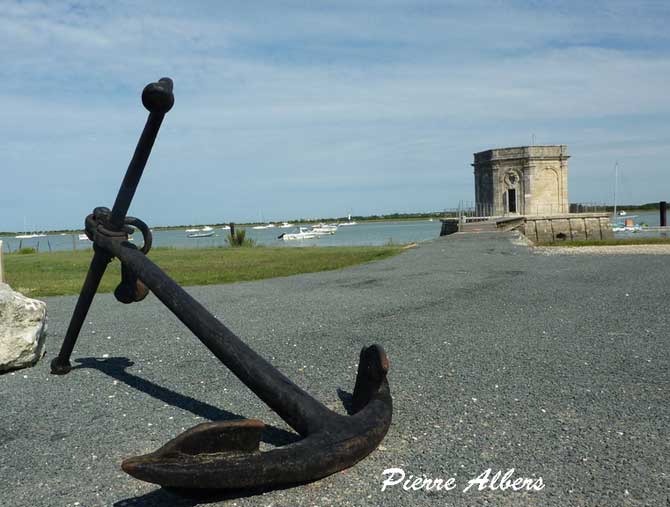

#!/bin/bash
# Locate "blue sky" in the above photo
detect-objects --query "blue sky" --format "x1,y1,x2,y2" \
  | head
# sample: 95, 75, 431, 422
2, 0, 669, 230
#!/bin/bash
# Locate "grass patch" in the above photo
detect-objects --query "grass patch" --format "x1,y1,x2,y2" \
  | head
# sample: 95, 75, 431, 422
536, 237, 670, 247
4, 245, 403, 298
225, 228, 255, 248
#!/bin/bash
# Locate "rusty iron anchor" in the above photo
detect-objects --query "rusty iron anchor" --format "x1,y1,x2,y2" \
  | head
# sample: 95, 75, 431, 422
50, 78, 393, 490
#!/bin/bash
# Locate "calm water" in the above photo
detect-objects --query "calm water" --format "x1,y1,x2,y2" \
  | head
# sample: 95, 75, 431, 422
612, 210, 670, 238
2, 211, 667, 253
0, 220, 443, 253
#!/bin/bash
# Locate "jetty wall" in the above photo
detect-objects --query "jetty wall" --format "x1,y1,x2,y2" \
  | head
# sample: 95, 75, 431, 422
440, 213, 613, 242
521, 213, 612, 242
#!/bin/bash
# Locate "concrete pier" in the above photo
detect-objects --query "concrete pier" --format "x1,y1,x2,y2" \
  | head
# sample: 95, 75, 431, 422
442, 212, 613, 242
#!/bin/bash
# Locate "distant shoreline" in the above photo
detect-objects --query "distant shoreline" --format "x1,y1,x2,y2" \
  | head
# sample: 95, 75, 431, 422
0, 215, 440, 236
0, 204, 663, 236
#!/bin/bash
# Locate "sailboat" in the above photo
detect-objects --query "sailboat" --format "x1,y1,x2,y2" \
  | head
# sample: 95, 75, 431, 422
610, 163, 641, 232
338, 213, 357, 226
15, 218, 46, 239
252, 211, 276, 229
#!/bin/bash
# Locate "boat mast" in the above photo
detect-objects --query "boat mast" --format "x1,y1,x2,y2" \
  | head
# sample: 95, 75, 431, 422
613, 161, 618, 218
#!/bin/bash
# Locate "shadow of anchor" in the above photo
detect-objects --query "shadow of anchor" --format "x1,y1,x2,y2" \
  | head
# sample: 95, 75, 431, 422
74, 357, 301, 448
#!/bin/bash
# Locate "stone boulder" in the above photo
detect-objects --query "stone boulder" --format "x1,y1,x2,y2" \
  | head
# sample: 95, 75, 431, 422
0, 283, 47, 373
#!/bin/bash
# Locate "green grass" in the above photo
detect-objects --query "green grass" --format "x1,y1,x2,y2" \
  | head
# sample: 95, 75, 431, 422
4, 245, 403, 298
536, 237, 670, 247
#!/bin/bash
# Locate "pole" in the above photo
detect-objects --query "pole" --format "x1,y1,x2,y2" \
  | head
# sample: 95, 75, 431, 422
661, 201, 667, 227
0, 240, 4, 283
613, 162, 618, 218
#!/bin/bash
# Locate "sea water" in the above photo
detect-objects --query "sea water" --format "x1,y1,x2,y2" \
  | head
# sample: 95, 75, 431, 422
0, 220, 443, 253
3, 212, 667, 254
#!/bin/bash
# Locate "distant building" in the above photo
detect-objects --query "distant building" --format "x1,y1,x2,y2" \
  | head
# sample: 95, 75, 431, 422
472, 145, 569, 216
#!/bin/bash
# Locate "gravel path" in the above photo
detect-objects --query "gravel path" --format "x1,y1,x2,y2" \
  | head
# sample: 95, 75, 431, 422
1, 232, 668, 506
536, 244, 670, 255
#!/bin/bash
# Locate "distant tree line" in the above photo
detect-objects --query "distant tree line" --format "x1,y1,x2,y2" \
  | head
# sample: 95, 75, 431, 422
569, 202, 666, 213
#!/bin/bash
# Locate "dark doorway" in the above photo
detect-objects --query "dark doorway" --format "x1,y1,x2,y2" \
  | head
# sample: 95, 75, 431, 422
507, 189, 517, 213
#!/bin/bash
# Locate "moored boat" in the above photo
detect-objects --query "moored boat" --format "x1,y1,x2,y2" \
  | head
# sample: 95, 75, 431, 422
187, 230, 216, 238
338, 213, 357, 226
310, 223, 337, 235
278, 227, 320, 240
185, 225, 214, 233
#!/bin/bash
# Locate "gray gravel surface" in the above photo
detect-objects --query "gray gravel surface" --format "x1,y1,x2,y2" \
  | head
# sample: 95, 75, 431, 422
1, 232, 668, 507
536, 244, 670, 255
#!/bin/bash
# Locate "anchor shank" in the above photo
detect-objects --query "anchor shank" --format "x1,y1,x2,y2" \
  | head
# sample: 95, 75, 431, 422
109, 112, 166, 230
97, 235, 333, 436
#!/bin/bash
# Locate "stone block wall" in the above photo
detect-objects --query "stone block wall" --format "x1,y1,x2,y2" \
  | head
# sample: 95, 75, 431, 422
520, 214, 613, 243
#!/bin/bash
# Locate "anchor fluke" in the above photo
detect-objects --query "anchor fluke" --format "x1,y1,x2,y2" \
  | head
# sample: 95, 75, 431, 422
118, 347, 391, 490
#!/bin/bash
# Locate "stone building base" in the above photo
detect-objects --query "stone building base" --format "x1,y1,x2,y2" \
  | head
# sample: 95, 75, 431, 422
521, 213, 612, 243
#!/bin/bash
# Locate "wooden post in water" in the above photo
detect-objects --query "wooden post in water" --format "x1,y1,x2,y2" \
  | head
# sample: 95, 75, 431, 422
229, 222, 235, 239
660, 201, 667, 227
0, 240, 4, 283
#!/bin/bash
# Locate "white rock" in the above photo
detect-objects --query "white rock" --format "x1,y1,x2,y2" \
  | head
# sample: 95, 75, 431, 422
0, 283, 47, 372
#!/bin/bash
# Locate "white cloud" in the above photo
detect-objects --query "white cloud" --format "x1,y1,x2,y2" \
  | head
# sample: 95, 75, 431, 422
0, 0, 669, 229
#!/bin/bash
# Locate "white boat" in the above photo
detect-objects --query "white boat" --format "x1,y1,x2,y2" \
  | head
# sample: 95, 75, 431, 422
279, 222, 294, 228
612, 226, 643, 233
278, 227, 319, 240
221, 225, 230, 230
338, 214, 357, 226
252, 223, 276, 230
77, 232, 131, 241
310, 223, 337, 235
185, 225, 214, 233
187, 230, 215, 238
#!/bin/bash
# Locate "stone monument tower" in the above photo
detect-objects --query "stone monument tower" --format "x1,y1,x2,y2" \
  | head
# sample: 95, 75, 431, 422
472, 145, 569, 216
